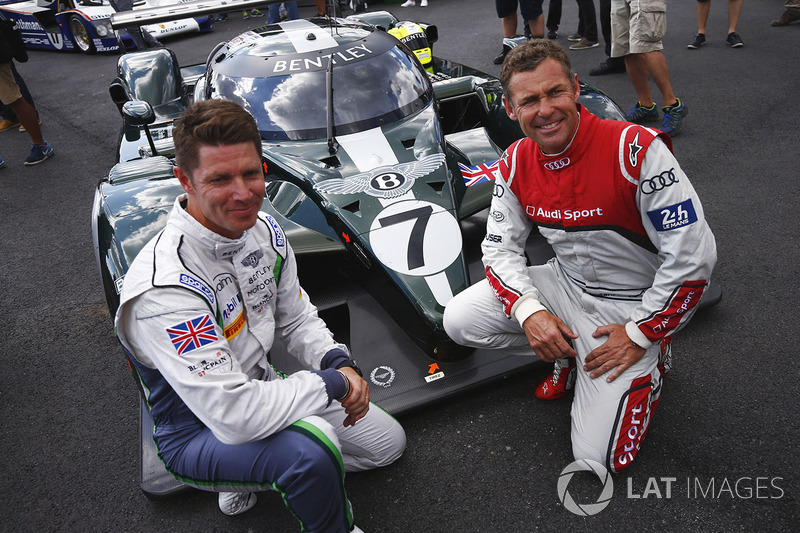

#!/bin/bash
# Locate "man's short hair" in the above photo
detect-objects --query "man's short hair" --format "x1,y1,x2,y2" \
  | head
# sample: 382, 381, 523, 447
173, 99, 262, 178
499, 40, 575, 99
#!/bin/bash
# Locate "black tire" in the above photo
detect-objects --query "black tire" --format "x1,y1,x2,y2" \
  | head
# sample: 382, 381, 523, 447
69, 16, 96, 54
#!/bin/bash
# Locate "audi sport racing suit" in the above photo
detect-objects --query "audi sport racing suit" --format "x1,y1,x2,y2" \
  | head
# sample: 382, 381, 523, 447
116, 196, 405, 532
444, 105, 716, 472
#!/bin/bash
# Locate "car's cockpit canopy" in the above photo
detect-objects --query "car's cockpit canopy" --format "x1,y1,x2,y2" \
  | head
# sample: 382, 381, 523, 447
202, 19, 434, 141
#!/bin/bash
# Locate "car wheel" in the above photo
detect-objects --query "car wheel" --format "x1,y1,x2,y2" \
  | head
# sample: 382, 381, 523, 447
69, 16, 96, 54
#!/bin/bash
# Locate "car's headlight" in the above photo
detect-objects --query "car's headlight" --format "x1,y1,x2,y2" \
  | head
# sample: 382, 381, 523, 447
93, 20, 111, 37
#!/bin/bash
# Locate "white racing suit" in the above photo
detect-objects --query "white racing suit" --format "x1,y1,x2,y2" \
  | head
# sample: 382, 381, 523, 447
116, 196, 405, 532
444, 105, 716, 472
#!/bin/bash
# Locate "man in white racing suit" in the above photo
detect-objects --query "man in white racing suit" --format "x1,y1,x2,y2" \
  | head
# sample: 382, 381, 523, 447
115, 100, 405, 532
443, 40, 716, 473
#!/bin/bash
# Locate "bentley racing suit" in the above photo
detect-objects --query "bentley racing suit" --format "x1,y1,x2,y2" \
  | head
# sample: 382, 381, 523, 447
116, 196, 405, 532
444, 105, 716, 472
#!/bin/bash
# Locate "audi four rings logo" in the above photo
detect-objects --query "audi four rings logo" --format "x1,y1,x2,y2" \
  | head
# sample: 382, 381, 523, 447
544, 157, 571, 171
641, 168, 678, 195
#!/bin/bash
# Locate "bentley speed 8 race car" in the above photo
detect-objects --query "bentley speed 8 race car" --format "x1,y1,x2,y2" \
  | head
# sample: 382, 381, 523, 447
92, 0, 722, 498
0, 0, 211, 53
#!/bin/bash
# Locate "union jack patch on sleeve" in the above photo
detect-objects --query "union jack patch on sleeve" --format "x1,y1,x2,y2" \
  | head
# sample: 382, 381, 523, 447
166, 315, 219, 355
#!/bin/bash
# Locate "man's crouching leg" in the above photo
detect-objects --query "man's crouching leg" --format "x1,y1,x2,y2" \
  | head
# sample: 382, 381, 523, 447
570, 353, 663, 474
164, 417, 357, 532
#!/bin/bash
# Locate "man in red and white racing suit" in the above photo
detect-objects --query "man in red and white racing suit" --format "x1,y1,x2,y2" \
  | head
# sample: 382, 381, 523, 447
443, 40, 716, 473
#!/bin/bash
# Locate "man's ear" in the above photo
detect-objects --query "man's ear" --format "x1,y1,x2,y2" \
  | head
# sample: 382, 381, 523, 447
174, 166, 194, 194
572, 73, 580, 101
503, 95, 518, 121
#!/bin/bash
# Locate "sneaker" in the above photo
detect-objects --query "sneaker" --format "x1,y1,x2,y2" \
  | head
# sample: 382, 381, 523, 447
535, 358, 576, 400
660, 98, 689, 137
400, 0, 414, 6
566, 33, 582, 42
569, 37, 599, 50
0, 119, 20, 132
0, 156, 5, 169
218, 492, 257, 516
771, 9, 800, 26
19, 117, 42, 133
589, 57, 626, 76
242, 9, 248, 19
493, 45, 509, 65
687, 33, 706, 49
626, 102, 659, 124
250, 8, 263, 17
547, 29, 558, 39
726, 32, 744, 48
24, 141, 54, 166
212, 13, 228, 23
421, 0, 428, 6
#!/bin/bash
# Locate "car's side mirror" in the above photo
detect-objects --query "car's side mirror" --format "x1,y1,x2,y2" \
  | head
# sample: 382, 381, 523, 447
122, 100, 158, 155
122, 100, 156, 126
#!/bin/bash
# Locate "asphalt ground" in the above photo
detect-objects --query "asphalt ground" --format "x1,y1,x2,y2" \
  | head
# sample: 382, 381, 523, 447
0, 1, 798, 531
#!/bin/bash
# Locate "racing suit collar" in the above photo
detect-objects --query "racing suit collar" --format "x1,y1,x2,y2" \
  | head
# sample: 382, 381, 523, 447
173, 195, 251, 260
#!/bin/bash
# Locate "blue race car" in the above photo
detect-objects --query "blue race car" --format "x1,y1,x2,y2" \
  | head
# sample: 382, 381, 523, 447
0, 0, 211, 53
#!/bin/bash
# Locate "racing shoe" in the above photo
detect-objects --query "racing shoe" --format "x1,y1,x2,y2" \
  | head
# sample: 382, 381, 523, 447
219, 491, 257, 516
660, 98, 688, 137
626, 101, 659, 124
0, 119, 20, 132
534, 357, 576, 400
24, 141, 54, 166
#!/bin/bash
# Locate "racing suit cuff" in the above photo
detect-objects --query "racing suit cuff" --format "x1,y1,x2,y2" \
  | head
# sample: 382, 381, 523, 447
625, 321, 654, 351
312, 368, 348, 406
514, 298, 548, 327
320, 348, 350, 370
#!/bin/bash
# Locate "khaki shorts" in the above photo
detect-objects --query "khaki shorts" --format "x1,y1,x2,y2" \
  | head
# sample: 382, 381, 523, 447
610, 0, 666, 57
0, 62, 23, 105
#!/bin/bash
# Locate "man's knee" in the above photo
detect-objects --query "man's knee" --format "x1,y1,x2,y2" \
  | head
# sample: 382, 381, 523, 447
442, 301, 469, 345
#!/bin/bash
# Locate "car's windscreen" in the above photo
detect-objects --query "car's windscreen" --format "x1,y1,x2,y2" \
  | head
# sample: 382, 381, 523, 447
213, 45, 433, 141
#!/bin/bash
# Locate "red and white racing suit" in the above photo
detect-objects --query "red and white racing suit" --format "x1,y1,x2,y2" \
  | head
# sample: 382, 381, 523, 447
444, 105, 717, 472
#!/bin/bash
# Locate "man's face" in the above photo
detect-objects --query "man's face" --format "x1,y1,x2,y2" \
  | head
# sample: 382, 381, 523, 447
503, 58, 581, 155
175, 142, 265, 239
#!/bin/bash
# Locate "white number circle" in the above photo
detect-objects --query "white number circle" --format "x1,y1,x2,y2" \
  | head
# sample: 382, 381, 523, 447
369, 200, 462, 277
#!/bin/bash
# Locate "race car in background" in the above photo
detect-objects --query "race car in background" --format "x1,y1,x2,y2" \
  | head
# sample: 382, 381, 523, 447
0, 0, 211, 53
93, 0, 722, 497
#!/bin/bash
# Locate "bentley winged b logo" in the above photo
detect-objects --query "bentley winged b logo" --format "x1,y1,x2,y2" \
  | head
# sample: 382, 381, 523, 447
313, 153, 447, 199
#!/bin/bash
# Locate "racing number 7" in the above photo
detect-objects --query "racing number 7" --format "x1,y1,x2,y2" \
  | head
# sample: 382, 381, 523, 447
378, 206, 434, 271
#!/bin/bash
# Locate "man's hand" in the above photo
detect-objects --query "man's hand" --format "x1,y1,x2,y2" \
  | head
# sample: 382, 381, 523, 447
338, 367, 370, 427
522, 310, 578, 362
584, 324, 646, 382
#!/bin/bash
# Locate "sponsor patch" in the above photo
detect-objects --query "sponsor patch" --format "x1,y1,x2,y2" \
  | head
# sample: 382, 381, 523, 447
543, 157, 570, 171
647, 199, 698, 231
266, 217, 285, 247
166, 315, 219, 355
241, 249, 264, 268
179, 273, 215, 304
640, 168, 678, 195
224, 311, 246, 341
